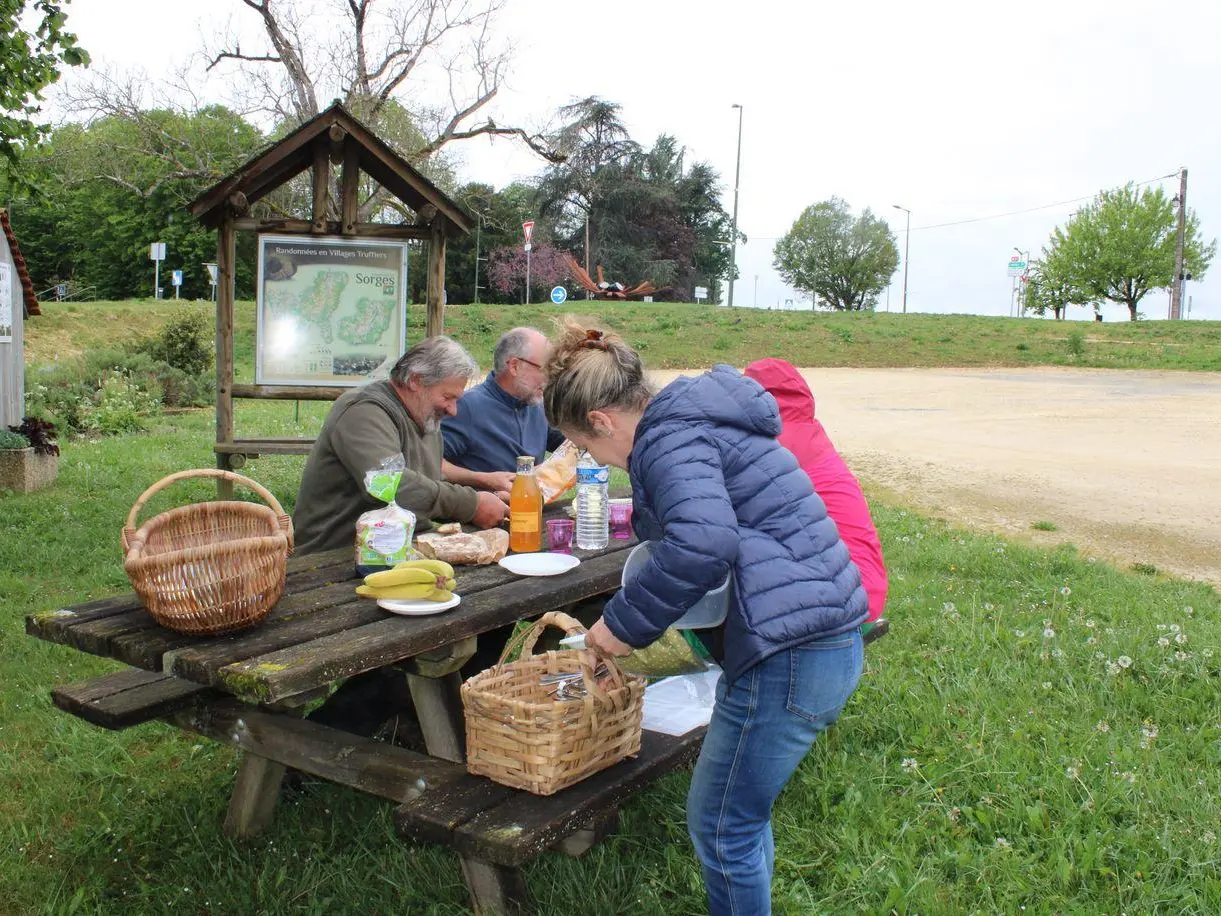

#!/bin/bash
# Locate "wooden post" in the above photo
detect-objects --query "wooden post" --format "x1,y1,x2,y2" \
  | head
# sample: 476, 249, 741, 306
341, 143, 360, 236
0, 216, 23, 429
215, 214, 236, 498
402, 637, 476, 765
223, 752, 286, 838
426, 221, 446, 337
311, 140, 331, 233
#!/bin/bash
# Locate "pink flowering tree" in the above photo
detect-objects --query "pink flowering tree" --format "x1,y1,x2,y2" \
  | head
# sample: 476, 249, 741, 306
487, 244, 572, 303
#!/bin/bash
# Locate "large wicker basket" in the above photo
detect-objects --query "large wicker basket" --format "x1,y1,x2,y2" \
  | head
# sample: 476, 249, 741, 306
121, 469, 294, 637
462, 611, 645, 796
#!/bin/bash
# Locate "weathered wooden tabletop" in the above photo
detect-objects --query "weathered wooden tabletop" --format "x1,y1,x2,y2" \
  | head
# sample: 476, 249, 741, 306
27, 512, 638, 706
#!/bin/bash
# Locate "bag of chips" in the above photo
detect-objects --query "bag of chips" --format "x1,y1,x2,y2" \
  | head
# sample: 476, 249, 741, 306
536, 440, 580, 504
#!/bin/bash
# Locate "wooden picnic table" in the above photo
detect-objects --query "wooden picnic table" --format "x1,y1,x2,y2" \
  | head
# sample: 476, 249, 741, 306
27, 505, 714, 915
28, 500, 890, 914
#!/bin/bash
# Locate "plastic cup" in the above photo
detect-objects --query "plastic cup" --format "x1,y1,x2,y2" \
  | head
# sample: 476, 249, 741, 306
609, 503, 633, 539
546, 518, 575, 553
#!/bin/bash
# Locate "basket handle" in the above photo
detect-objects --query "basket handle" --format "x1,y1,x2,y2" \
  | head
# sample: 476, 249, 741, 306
121, 468, 294, 553
497, 611, 625, 700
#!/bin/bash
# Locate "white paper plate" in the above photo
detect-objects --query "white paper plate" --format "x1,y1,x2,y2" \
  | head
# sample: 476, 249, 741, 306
498, 553, 581, 576
377, 594, 461, 615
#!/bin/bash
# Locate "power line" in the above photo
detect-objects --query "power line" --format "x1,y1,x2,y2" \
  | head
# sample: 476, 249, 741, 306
747, 170, 1181, 240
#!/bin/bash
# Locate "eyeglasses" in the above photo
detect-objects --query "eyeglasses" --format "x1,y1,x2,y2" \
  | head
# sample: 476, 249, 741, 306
515, 356, 544, 371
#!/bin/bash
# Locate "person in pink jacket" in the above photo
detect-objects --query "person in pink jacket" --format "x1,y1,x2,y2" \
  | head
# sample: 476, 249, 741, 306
744, 358, 888, 622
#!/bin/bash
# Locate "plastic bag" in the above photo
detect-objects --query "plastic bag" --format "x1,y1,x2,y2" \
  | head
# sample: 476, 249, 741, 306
536, 440, 580, 504
561, 628, 709, 679
354, 455, 418, 574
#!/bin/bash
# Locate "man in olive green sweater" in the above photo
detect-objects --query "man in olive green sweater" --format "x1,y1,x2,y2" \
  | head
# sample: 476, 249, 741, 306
294, 336, 508, 555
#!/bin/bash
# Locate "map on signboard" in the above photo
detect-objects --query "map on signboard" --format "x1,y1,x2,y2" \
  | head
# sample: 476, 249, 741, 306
257, 235, 407, 386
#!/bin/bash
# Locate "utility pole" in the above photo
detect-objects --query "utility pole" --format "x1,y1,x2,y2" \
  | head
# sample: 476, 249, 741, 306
727, 103, 743, 308
1170, 167, 1188, 321
893, 205, 911, 313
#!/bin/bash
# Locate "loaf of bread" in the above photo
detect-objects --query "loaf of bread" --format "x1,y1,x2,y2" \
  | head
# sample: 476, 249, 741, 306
415, 528, 509, 565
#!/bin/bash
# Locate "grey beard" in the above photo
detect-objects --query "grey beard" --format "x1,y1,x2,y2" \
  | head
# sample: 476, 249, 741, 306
423, 415, 441, 434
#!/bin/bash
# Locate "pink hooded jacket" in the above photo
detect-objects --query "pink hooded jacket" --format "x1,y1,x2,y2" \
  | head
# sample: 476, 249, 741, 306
744, 359, 888, 622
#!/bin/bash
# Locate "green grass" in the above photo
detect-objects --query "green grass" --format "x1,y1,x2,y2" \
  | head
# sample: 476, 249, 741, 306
24, 298, 1221, 372
3, 409, 1220, 912
1032, 520, 1059, 532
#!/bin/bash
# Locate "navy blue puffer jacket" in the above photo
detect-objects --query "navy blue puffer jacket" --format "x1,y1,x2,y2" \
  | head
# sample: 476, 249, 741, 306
601, 365, 868, 684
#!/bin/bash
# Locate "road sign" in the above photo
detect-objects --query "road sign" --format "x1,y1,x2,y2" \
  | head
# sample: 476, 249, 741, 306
171, 270, 183, 286
1007, 258, 1027, 277
694, 286, 709, 301
149, 242, 166, 261
522, 220, 535, 248
550, 285, 568, 305
205, 263, 218, 284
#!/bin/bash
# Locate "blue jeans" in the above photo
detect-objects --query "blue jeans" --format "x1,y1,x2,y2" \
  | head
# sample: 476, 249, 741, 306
687, 631, 863, 915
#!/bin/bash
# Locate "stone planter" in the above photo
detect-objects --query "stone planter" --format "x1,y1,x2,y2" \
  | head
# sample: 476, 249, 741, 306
0, 447, 59, 494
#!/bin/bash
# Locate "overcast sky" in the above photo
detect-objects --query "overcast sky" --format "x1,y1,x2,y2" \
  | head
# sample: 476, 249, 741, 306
50, 0, 1221, 320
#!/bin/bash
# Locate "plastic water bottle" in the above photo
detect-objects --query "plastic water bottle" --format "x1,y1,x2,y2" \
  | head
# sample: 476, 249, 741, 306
575, 450, 609, 550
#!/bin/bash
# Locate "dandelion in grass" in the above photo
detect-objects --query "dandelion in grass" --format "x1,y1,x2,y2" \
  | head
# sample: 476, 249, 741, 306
901, 757, 918, 773
1158, 636, 1171, 648
984, 602, 994, 611
1140, 723, 1159, 749
1014, 629, 1026, 638
1060, 586, 1071, 596
1203, 648, 1214, 659
1066, 764, 1080, 779
1175, 632, 1188, 645
1203, 830, 1217, 845
1118, 655, 1133, 668
1170, 623, 1181, 633
1042, 681, 1052, 690
1084, 618, 1096, 628
1175, 651, 1191, 662
948, 807, 961, 824
1185, 605, 1195, 617
1106, 661, 1121, 676
1096, 720, 1110, 733
994, 837, 1011, 848
1086, 636, 1097, 645
1044, 627, 1056, 639
943, 601, 957, 613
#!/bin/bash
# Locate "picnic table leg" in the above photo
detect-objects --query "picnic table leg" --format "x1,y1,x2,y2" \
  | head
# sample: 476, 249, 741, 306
223, 752, 286, 837
403, 635, 530, 914
401, 635, 477, 765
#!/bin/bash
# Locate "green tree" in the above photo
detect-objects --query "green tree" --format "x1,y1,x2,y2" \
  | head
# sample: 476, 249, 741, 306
536, 97, 637, 273
8, 107, 266, 298
0, 0, 88, 180
1043, 182, 1215, 321
1021, 260, 1074, 320
772, 198, 899, 311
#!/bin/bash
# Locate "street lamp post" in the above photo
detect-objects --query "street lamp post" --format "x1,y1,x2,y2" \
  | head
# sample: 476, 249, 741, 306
727, 104, 743, 308
892, 204, 911, 313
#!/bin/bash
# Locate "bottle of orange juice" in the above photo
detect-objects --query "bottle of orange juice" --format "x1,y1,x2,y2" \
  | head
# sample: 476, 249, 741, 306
509, 455, 543, 553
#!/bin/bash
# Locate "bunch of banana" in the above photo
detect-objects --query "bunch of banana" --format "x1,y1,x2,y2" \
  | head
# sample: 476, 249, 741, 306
356, 558, 458, 602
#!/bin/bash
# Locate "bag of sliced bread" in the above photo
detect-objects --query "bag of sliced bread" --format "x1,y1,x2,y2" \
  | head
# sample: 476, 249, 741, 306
354, 455, 418, 575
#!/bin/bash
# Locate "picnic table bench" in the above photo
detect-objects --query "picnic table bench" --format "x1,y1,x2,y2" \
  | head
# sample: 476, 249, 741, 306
29, 505, 888, 915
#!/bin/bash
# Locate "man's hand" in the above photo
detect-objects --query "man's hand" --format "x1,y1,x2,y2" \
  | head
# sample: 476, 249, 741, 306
471, 490, 509, 529
584, 617, 633, 658
479, 470, 516, 494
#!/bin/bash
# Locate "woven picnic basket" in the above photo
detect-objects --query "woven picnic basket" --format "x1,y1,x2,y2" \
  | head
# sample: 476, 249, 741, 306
462, 611, 645, 796
121, 469, 294, 637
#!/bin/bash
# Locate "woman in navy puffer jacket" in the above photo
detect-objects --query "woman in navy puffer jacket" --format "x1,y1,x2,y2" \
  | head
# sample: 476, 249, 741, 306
543, 321, 867, 915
